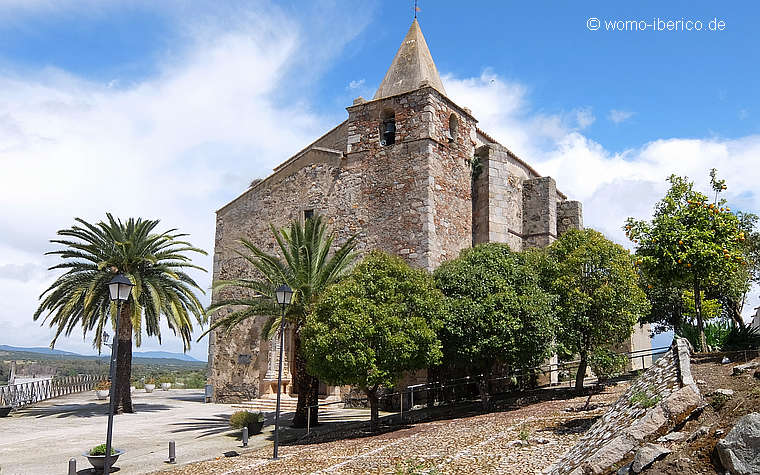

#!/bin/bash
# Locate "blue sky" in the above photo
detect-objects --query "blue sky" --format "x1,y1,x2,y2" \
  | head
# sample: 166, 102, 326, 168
0, 0, 758, 359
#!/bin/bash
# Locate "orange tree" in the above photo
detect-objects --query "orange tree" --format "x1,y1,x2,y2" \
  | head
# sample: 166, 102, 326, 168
626, 170, 750, 351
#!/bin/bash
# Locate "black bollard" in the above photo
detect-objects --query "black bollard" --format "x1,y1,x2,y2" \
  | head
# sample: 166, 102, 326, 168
68, 458, 76, 475
168, 440, 176, 464
242, 426, 249, 447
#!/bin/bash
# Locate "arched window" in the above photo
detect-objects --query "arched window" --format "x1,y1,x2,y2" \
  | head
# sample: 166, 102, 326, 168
448, 114, 459, 143
380, 110, 396, 146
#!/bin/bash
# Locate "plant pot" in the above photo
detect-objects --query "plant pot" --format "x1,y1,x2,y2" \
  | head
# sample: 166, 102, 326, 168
83, 449, 124, 472
95, 390, 110, 400
130, 386, 135, 393
0, 406, 12, 417
144, 384, 155, 393
247, 420, 265, 435
161, 382, 172, 391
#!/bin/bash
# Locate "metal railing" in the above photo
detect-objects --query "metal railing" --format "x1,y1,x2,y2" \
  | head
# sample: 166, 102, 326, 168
0, 375, 104, 408
297, 344, 673, 435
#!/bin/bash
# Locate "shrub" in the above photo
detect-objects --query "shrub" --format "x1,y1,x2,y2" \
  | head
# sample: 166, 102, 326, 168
589, 348, 628, 382
229, 410, 264, 429
144, 377, 156, 385
722, 325, 760, 351
94, 380, 111, 391
630, 389, 660, 408
89, 444, 117, 456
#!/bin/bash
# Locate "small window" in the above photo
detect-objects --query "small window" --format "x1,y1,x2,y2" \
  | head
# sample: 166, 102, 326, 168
448, 114, 459, 143
304, 209, 314, 221
380, 110, 396, 146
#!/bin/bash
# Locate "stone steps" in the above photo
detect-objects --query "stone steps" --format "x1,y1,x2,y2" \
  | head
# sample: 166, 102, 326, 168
233, 397, 299, 413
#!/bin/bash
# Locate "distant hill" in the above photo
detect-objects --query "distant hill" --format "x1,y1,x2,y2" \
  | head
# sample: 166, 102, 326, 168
0, 345, 204, 363
0, 345, 80, 356
133, 351, 201, 362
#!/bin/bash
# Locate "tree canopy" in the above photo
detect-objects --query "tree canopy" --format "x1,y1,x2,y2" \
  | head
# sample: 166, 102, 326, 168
547, 228, 649, 391
204, 215, 356, 427
433, 243, 557, 400
34, 214, 207, 412
303, 251, 442, 431
626, 170, 750, 350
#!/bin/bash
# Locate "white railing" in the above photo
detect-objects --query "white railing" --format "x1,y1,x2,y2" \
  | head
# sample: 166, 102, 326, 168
0, 375, 103, 408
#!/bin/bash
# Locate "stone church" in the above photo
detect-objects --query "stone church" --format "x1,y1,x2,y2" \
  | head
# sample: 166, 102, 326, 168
207, 20, 647, 403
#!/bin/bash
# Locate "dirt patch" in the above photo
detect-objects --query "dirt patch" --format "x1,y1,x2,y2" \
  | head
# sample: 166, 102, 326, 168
155, 384, 631, 474
646, 353, 760, 475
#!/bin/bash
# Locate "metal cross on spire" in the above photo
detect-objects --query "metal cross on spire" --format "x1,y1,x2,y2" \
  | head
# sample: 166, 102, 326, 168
414, 0, 419, 18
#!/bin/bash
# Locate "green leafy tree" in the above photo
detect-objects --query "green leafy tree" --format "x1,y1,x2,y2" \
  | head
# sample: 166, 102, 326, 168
303, 251, 443, 432
626, 170, 750, 351
433, 244, 557, 405
34, 214, 207, 413
547, 228, 649, 392
203, 215, 356, 427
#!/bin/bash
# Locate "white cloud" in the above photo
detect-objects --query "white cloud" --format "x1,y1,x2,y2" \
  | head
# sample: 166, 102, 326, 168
444, 72, 760, 323
0, 3, 371, 359
575, 107, 595, 130
609, 109, 634, 124
348, 79, 365, 89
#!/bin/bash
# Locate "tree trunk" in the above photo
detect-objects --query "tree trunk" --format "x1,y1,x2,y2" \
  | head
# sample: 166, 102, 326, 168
575, 350, 588, 393
694, 279, 707, 352
477, 370, 491, 410
115, 303, 134, 414
291, 329, 319, 428
367, 387, 379, 432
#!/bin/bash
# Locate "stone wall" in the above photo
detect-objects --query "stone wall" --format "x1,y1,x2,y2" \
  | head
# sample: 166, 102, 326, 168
549, 338, 703, 475
210, 86, 479, 400
557, 200, 583, 236
523, 177, 558, 248
345, 86, 476, 270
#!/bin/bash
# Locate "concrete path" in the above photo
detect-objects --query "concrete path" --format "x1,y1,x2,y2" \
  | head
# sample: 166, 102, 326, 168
0, 389, 370, 474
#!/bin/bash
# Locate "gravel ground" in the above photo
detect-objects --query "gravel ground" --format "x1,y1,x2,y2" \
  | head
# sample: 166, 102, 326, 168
155, 383, 631, 474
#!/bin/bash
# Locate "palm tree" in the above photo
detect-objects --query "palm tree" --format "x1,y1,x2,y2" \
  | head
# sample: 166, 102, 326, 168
204, 215, 356, 427
34, 214, 207, 413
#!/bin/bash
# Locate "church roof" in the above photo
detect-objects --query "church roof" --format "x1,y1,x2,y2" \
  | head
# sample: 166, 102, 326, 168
374, 19, 446, 100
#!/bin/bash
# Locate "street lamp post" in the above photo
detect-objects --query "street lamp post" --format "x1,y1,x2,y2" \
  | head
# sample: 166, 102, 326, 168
273, 284, 293, 460
104, 273, 134, 474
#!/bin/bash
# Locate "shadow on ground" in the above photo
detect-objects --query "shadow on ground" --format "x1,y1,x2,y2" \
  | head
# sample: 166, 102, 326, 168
17, 402, 175, 419
170, 414, 234, 438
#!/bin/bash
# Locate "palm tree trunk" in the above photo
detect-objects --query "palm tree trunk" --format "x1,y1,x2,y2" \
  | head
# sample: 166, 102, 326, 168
291, 330, 319, 428
115, 303, 134, 414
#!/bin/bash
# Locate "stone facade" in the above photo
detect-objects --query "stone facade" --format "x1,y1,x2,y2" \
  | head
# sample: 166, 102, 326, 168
207, 19, 644, 402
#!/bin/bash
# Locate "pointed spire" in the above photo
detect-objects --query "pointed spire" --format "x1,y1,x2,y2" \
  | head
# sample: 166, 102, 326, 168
374, 19, 446, 100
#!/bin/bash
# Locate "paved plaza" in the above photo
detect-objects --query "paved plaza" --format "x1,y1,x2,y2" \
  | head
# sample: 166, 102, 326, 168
0, 389, 371, 474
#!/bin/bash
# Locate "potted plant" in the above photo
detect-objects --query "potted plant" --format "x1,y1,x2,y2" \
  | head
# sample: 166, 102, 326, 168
160, 378, 172, 391
94, 381, 111, 400
229, 410, 265, 435
83, 443, 124, 471
144, 378, 156, 393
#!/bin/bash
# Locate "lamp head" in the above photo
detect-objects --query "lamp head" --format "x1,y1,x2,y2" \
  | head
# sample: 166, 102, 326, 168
275, 284, 293, 306
108, 273, 134, 302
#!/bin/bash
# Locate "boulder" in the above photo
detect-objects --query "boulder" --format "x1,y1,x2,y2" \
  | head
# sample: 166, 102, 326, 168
656, 431, 686, 443
581, 435, 637, 475
716, 413, 760, 475
732, 361, 760, 375
713, 389, 735, 397
631, 443, 671, 473
661, 385, 703, 425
